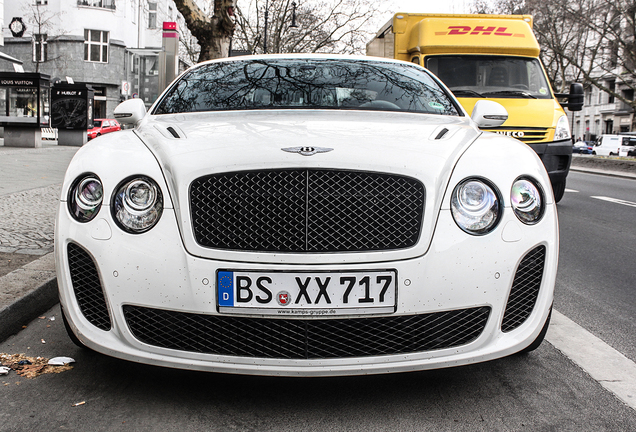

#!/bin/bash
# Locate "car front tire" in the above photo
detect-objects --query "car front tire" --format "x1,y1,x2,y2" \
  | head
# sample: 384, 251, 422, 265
552, 179, 566, 203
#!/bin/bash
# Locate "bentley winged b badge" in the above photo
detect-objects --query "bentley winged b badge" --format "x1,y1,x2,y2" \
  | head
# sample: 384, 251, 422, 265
282, 146, 334, 156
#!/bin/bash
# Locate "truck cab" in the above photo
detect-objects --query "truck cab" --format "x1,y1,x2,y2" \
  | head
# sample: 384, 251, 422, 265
367, 13, 584, 202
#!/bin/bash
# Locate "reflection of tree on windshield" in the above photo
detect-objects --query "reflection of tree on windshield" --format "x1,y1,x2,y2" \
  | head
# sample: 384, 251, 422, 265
154, 59, 459, 116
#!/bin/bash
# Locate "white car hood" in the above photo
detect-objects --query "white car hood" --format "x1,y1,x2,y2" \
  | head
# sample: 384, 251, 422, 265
134, 110, 480, 264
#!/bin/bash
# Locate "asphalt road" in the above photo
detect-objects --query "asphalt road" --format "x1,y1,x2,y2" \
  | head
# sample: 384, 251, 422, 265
556, 171, 636, 363
1, 169, 636, 430
1, 304, 635, 431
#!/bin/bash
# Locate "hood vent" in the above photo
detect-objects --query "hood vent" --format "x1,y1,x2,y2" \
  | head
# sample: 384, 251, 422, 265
166, 127, 181, 138
435, 128, 449, 140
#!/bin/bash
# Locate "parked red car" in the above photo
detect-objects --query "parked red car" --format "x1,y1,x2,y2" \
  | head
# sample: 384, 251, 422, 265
87, 119, 121, 140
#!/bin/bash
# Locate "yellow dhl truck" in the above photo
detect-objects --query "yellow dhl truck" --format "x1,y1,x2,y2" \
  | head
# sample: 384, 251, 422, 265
367, 13, 583, 202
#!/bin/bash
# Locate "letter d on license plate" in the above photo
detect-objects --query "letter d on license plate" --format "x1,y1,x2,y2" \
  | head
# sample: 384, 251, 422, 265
217, 270, 397, 317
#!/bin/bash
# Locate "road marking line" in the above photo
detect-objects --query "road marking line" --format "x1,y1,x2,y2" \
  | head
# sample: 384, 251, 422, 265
591, 196, 636, 208
547, 309, 636, 410
565, 188, 579, 193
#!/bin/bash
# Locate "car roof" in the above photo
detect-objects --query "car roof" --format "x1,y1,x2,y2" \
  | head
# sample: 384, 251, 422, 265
192, 53, 421, 71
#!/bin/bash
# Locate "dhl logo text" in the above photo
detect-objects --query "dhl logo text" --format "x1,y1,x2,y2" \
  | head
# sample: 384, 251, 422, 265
435, 26, 525, 37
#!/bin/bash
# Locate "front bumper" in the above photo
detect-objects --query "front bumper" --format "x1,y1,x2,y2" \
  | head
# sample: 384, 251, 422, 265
528, 139, 573, 185
55, 199, 558, 376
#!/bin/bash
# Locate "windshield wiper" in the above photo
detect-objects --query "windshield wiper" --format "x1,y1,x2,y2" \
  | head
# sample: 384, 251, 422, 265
450, 89, 485, 98
483, 90, 537, 99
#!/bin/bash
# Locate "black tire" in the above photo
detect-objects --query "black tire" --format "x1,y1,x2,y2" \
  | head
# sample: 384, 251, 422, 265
517, 307, 551, 354
61, 306, 88, 350
552, 179, 566, 203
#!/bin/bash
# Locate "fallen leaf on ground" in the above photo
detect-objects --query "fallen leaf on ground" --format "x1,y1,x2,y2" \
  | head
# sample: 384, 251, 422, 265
0, 353, 74, 378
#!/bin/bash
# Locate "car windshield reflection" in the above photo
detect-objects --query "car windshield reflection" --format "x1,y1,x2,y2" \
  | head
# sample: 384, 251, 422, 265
154, 58, 460, 116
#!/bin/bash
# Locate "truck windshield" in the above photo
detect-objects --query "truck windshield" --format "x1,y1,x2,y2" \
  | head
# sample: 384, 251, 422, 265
425, 55, 552, 100
154, 58, 460, 116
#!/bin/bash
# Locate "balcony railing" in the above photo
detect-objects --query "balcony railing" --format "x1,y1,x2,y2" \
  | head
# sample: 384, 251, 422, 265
598, 102, 617, 113
77, 0, 116, 10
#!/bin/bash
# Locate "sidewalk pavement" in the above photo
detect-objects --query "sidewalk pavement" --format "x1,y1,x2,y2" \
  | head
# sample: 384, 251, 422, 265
0, 139, 79, 341
0, 144, 635, 342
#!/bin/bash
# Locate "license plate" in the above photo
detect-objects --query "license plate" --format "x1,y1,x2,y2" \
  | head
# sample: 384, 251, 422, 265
217, 270, 397, 317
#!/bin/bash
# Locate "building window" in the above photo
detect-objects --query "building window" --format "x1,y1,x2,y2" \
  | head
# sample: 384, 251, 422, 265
36, 0, 48, 5
148, 2, 158, 29
77, 0, 116, 10
84, 29, 109, 63
33, 34, 47, 62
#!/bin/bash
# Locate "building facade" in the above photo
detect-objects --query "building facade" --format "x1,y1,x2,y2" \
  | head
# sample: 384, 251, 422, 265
571, 79, 635, 142
2, 0, 182, 118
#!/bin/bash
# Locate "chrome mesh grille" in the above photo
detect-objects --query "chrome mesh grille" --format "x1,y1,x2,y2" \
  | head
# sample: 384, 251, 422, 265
501, 245, 546, 332
123, 306, 490, 359
67, 243, 111, 331
190, 169, 425, 252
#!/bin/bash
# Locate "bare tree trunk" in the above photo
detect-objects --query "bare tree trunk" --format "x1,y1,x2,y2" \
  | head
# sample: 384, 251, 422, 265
173, 0, 236, 62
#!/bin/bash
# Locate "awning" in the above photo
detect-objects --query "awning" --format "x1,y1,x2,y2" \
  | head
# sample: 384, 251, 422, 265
0, 51, 23, 65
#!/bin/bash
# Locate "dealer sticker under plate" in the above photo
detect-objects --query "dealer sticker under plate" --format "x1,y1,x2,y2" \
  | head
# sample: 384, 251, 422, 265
217, 270, 397, 317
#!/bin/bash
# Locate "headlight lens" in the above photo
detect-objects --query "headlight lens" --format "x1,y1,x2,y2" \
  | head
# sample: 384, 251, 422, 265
68, 174, 103, 222
511, 178, 544, 224
451, 178, 501, 235
112, 176, 163, 233
554, 115, 571, 140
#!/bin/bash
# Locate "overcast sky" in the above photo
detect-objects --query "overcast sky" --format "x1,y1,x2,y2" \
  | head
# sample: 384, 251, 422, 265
388, 0, 472, 14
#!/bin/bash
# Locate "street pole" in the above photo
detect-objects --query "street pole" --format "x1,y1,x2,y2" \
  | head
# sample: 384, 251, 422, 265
263, 0, 269, 54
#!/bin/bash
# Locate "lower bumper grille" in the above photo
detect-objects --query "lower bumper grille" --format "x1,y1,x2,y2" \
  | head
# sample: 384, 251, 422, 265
123, 306, 491, 359
501, 245, 546, 332
67, 243, 111, 331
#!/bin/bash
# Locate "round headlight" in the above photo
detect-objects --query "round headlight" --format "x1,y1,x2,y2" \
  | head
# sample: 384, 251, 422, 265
511, 178, 544, 224
451, 178, 501, 235
112, 176, 163, 233
68, 174, 103, 222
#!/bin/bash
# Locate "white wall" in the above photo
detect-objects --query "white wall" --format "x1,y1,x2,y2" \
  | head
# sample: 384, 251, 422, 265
3, 0, 174, 49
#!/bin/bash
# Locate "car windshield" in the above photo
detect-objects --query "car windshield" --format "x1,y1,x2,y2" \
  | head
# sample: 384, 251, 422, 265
425, 55, 553, 100
153, 58, 460, 116
93, 120, 102, 128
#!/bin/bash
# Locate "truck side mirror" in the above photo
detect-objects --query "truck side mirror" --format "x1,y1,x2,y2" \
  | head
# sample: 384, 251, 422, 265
556, 83, 584, 112
471, 100, 508, 128
113, 98, 146, 126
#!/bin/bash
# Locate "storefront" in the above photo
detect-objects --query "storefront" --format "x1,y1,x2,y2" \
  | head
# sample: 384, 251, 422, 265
0, 72, 50, 147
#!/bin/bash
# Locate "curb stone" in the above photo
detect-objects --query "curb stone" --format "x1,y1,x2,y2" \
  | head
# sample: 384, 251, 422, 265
0, 253, 58, 342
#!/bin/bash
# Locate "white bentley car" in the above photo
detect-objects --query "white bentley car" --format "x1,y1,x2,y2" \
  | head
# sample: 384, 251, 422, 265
55, 55, 557, 376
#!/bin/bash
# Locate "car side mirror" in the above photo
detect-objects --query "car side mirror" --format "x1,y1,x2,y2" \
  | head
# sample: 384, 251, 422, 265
471, 100, 508, 128
113, 99, 147, 126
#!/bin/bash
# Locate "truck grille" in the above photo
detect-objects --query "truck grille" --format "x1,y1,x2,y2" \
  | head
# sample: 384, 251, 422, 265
482, 127, 549, 143
123, 305, 490, 359
190, 169, 425, 252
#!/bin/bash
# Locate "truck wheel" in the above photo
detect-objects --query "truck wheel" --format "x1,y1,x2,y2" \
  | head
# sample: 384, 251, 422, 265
517, 307, 552, 354
552, 180, 566, 203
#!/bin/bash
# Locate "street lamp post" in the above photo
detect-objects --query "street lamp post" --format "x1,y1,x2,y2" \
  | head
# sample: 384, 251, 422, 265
263, 0, 269, 53
263, 0, 298, 54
